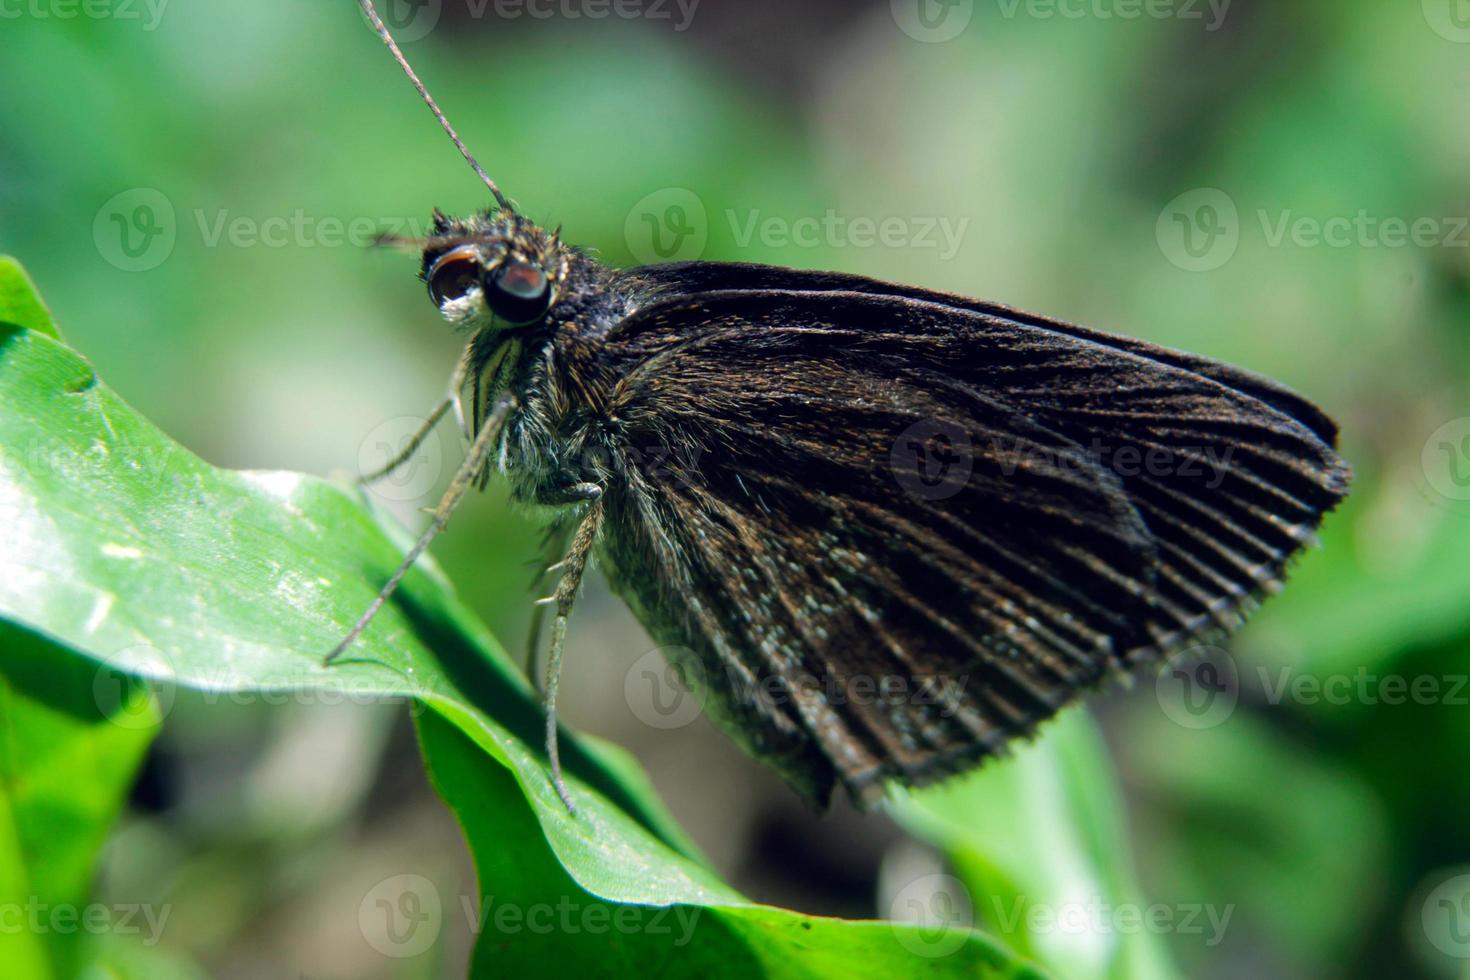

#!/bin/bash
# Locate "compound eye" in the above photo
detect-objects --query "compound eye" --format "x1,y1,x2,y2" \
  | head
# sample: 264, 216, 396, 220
426, 245, 482, 306
485, 261, 551, 325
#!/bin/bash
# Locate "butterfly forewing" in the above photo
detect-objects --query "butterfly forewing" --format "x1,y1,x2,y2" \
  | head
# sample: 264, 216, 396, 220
584, 262, 1350, 806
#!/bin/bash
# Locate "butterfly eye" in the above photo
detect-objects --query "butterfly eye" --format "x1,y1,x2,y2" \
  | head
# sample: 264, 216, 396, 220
426, 245, 482, 306
485, 261, 551, 325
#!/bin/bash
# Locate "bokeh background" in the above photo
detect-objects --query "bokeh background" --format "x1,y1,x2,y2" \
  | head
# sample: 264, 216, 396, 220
2, 0, 1469, 976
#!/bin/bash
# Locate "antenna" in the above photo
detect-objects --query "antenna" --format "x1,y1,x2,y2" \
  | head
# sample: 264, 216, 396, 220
359, 0, 513, 211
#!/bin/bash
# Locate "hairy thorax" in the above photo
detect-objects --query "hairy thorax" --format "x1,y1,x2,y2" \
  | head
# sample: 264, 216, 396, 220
490, 314, 625, 508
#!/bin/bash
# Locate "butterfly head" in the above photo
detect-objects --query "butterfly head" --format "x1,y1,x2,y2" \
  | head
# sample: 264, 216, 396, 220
420, 209, 569, 331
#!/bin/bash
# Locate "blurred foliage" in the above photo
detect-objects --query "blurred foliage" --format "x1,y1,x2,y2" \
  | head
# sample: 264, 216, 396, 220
0, 0, 1468, 977
892, 711, 1176, 980
0, 625, 158, 978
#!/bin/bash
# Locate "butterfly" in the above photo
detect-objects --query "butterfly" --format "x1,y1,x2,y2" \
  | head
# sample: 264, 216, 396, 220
336, 0, 1351, 813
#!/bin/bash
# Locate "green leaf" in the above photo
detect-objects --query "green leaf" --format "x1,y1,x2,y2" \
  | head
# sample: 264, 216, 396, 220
0, 624, 158, 979
419, 710, 1039, 979
0, 262, 1041, 974
0, 257, 60, 339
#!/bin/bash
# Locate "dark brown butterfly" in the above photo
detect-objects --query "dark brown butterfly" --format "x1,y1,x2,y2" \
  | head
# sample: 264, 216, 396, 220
336, 0, 1351, 813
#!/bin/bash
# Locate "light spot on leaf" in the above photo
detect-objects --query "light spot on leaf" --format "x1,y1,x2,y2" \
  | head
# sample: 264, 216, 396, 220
83, 591, 115, 633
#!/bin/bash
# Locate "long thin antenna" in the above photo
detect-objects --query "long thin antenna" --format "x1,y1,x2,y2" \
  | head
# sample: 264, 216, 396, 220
359, 0, 513, 211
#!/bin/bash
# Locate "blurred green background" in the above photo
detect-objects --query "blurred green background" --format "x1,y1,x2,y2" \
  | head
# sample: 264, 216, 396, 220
2, 0, 1469, 976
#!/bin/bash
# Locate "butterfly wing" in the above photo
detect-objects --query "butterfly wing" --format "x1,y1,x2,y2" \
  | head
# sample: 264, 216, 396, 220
590, 262, 1350, 807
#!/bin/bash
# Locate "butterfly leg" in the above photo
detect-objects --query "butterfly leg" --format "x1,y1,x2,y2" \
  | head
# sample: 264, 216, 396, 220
525, 518, 574, 693
526, 483, 602, 697
357, 395, 452, 485
538, 496, 605, 814
326, 394, 515, 663
448, 340, 476, 448
359, 342, 476, 485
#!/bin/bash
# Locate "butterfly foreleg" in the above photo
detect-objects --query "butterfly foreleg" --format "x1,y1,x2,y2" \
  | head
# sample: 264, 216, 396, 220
358, 340, 476, 485
327, 393, 515, 662
357, 395, 453, 486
